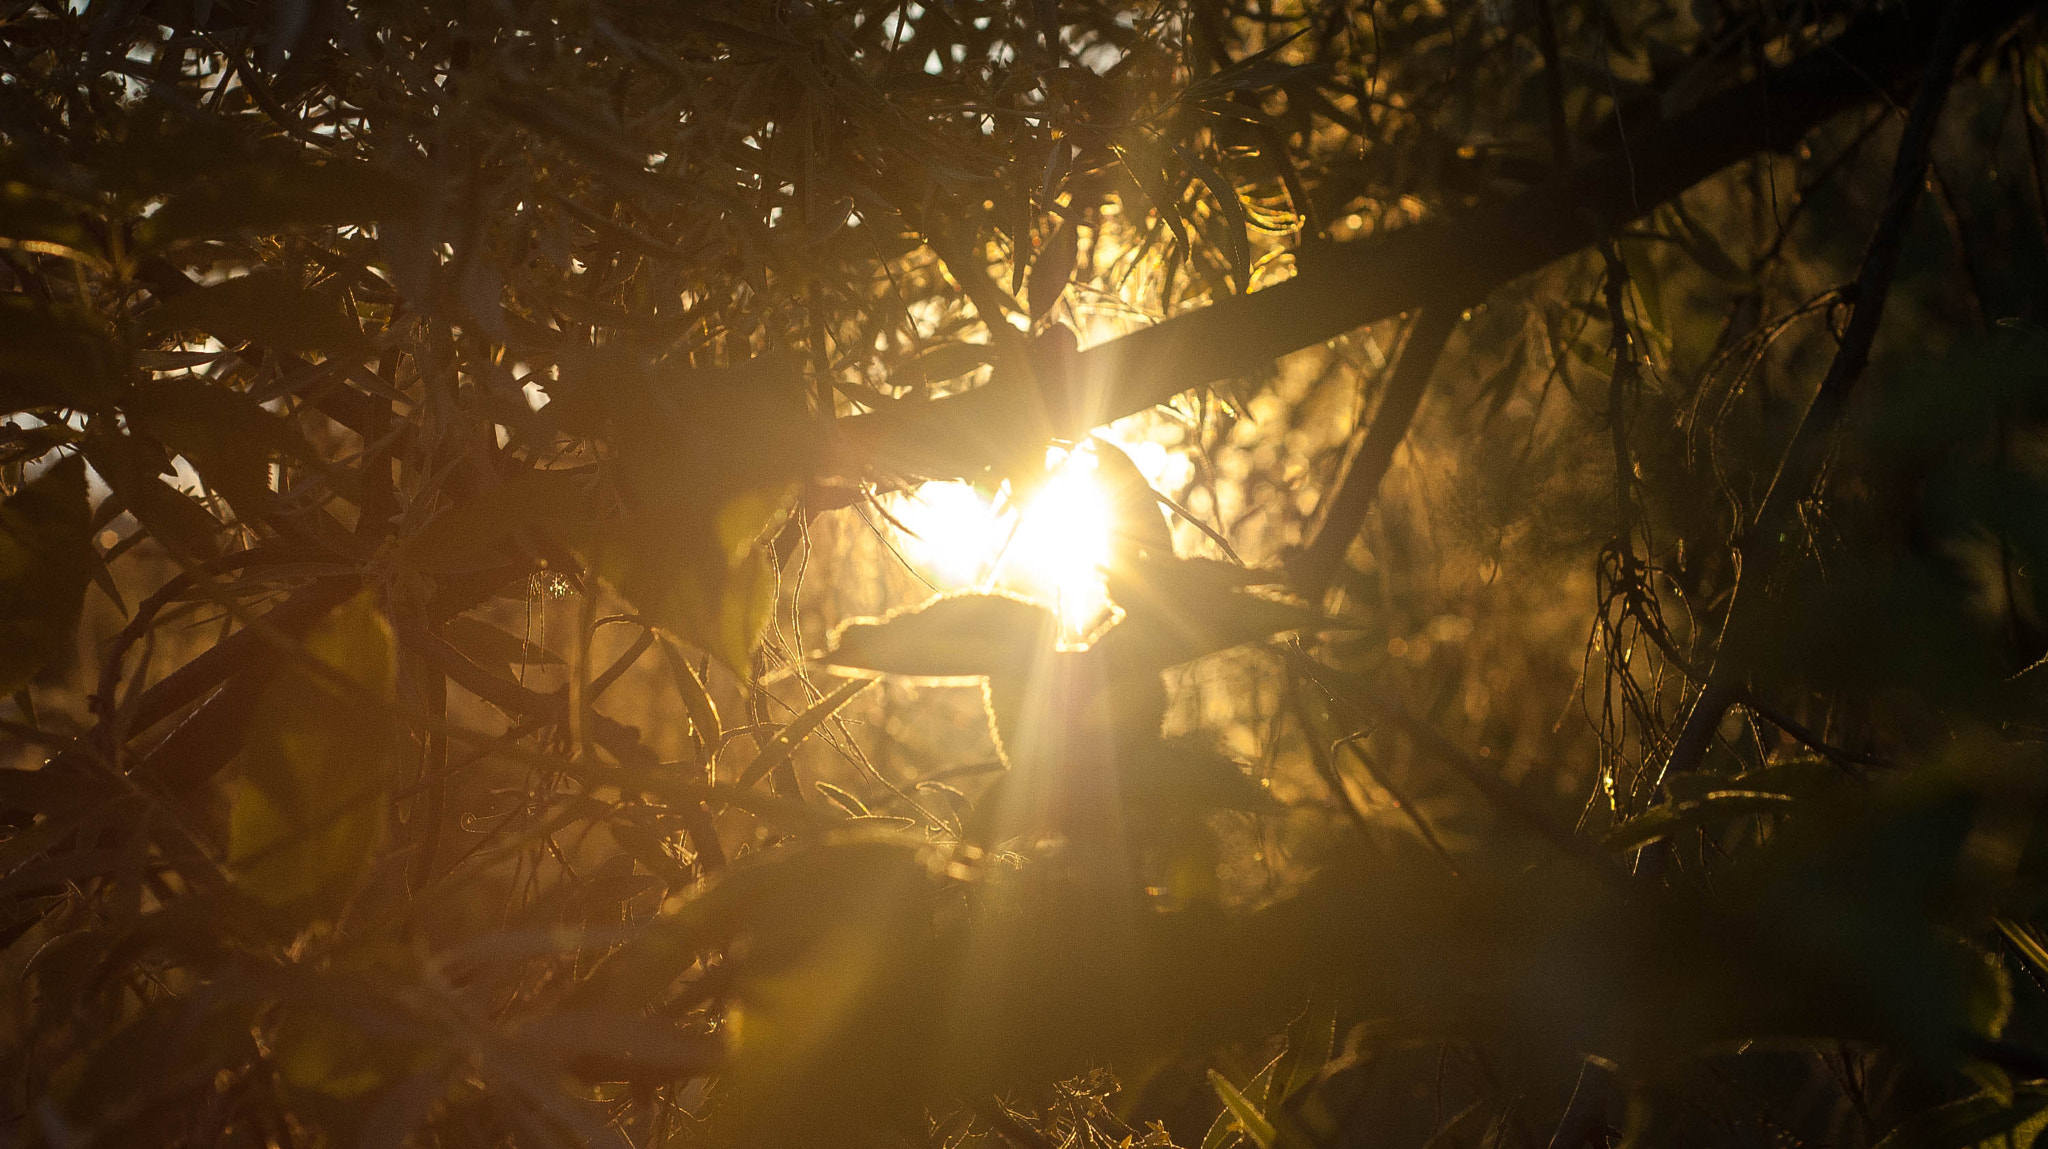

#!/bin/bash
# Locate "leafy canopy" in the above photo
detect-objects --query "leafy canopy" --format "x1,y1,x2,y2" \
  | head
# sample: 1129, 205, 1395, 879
3, 1, 2048, 1148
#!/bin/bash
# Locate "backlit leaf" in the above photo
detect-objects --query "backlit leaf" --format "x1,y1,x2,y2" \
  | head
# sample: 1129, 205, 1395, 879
1209, 1069, 1278, 1149
1601, 790, 1798, 854
228, 591, 398, 917
1178, 144, 1252, 292
819, 592, 1060, 682
735, 677, 873, 790
443, 615, 561, 677
594, 483, 798, 674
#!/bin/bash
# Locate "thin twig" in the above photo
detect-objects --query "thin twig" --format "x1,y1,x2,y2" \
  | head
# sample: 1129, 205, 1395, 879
1662, 0, 1974, 781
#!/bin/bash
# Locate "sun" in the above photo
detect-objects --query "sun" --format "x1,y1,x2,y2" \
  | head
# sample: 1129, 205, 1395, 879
884, 442, 1118, 643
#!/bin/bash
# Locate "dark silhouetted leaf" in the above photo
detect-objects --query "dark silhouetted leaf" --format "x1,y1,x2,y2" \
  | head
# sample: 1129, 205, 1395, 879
124, 377, 314, 513
1181, 31, 1317, 101
403, 468, 600, 573
1091, 437, 1175, 560
144, 273, 364, 356
896, 342, 998, 392
1101, 556, 1344, 674
1178, 144, 1252, 292
0, 296, 119, 411
443, 615, 561, 678
1114, 141, 1191, 252
1869, 1086, 2048, 1149
142, 161, 409, 247
1029, 219, 1078, 320
83, 431, 224, 562
0, 454, 89, 695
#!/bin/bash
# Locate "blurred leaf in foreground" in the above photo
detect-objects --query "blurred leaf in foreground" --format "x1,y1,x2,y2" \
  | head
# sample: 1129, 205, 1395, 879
0, 453, 89, 695
227, 590, 398, 919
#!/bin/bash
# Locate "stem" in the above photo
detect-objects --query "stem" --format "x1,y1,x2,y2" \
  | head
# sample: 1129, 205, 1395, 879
1297, 305, 1459, 600
410, 662, 448, 892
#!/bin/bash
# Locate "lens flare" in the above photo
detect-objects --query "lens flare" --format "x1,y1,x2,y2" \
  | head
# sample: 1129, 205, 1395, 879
883, 443, 1118, 641
1006, 444, 1114, 638
887, 479, 1012, 586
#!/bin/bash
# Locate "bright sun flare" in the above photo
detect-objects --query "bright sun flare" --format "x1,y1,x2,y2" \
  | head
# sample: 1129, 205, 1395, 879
886, 442, 1117, 642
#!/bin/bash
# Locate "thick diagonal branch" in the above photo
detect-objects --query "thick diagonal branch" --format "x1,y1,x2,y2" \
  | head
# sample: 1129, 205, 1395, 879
842, 0, 2038, 479
1296, 306, 1460, 600
1659, 0, 1975, 781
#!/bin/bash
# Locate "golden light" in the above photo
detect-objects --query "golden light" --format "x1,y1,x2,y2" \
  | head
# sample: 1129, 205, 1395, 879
1008, 444, 1114, 638
886, 479, 1013, 587
885, 442, 1118, 643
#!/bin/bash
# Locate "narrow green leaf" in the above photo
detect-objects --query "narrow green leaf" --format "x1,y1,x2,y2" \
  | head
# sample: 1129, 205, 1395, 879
1870, 1086, 2048, 1149
1202, 1107, 1243, 1149
1601, 790, 1797, 854
1277, 999, 1338, 1103
1177, 144, 1252, 292
1114, 141, 1191, 252
1028, 219, 1078, 320
735, 677, 872, 791
1209, 1069, 1278, 1149
812, 780, 871, 818
656, 632, 723, 761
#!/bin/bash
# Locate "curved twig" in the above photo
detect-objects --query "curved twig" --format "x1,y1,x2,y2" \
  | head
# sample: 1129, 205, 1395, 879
1662, 0, 1976, 781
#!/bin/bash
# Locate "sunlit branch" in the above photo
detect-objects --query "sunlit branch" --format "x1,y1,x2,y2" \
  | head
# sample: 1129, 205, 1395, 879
1295, 305, 1459, 601
841, 0, 2041, 481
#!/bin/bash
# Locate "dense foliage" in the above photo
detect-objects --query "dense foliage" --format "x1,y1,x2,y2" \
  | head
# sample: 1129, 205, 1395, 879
3, 0, 2048, 1145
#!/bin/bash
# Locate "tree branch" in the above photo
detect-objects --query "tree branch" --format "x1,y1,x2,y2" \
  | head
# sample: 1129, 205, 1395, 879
839, 0, 2040, 479
1295, 305, 1460, 600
